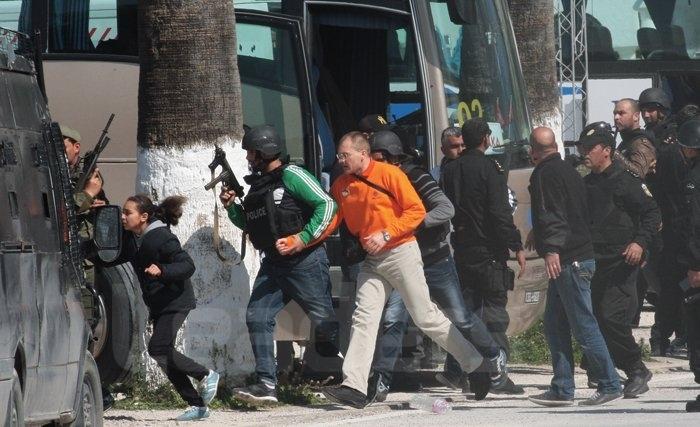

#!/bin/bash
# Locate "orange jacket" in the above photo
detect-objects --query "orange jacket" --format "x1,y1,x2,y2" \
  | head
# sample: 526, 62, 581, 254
327, 160, 426, 249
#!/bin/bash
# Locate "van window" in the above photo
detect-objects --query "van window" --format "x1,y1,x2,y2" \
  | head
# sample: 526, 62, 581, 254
236, 21, 305, 165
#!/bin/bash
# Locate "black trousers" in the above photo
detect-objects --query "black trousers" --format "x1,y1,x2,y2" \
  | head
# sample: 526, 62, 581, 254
590, 259, 644, 374
650, 240, 687, 350
454, 250, 511, 356
686, 291, 700, 383
148, 311, 209, 407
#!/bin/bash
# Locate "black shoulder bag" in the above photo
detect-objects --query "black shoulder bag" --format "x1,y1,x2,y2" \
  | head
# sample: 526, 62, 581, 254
340, 175, 395, 264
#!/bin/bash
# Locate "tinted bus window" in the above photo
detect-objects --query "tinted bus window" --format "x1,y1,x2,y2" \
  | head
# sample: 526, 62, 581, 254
1, 0, 137, 56
237, 21, 305, 165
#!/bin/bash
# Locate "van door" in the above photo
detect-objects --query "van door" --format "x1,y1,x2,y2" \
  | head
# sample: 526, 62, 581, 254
235, 10, 319, 175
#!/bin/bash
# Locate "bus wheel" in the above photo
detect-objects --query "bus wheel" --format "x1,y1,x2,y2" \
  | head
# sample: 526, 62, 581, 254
92, 264, 145, 386
6, 369, 23, 426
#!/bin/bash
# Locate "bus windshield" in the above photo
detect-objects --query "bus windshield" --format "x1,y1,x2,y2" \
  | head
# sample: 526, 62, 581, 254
428, 0, 530, 156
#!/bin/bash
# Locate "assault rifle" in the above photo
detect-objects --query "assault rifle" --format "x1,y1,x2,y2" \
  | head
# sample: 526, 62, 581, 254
75, 113, 115, 191
204, 146, 245, 197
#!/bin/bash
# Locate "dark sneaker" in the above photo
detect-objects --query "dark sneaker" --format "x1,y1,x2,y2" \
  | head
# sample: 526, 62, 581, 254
587, 379, 598, 389
435, 372, 461, 390
323, 385, 368, 409
623, 368, 652, 398
367, 372, 390, 404
578, 390, 623, 406
467, 371, 491, 401
528, 391, 574, 407
234, 382, 278, 405
686, 395, 700, 412
490, 377, 525, 395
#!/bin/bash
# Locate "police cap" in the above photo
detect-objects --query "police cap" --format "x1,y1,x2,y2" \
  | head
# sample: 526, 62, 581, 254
578, 121, 615, 149
369, 130, 404, 157
677, 118, 700, 149
358, 114, 390, 133
242, 125, 282, 159
638, 88, 671, 111
60, 124, 81, 143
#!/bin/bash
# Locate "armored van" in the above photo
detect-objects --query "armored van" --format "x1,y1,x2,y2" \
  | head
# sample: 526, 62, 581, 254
0, 28, 119, 425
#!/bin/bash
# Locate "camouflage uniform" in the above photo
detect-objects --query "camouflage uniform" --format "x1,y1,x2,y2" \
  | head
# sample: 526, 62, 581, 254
69, 156, 104, 326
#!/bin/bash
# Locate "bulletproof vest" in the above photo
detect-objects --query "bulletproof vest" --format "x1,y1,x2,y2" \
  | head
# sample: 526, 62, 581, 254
586, 164, 636, 255
242, 165, 311, 251
401, 163, 450, 253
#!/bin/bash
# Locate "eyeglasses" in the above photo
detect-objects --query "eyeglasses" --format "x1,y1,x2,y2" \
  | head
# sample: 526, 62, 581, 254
336, 153, 350, 161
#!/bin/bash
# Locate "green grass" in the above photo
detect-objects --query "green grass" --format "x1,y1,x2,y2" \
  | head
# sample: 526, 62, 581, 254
111, 372, 322, 410
509, 319, 652, 365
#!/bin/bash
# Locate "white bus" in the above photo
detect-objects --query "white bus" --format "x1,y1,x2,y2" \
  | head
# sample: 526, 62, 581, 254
3, 0, 548, 381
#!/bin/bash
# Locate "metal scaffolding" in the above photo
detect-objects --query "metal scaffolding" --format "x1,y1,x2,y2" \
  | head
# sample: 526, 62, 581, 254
556, 0, 588, 141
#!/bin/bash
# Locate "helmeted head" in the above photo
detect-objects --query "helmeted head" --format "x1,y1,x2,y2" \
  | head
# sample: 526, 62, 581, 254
60, 124, 82, 167
578, 121, 615, 171
242, 125, 283, 171
358, 114, 390, 135
678, 118, 700, 159
638, 88, 671, 127
369, 130, 405, 164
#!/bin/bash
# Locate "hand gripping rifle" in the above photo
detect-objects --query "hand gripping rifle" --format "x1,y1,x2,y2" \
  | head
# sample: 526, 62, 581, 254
75, 113, 115, 191
204, 146, 246, 262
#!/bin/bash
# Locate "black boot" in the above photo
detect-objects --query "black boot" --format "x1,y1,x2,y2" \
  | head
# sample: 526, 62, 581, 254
367, 372, 391, 404
623, 366, 652, 398
686, 395, 700, 412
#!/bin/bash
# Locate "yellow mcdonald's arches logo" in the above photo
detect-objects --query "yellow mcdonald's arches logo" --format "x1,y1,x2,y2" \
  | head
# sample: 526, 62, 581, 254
457, 99, 484, 126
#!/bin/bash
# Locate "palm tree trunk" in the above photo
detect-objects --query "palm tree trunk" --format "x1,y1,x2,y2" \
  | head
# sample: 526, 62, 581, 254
508, 0, 561, 132
137, 0, 255, 385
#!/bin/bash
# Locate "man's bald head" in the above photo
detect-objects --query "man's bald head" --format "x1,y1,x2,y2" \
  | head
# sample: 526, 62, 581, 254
529, 127, 558, 164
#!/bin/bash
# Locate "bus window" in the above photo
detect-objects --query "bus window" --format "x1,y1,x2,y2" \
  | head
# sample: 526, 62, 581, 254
582, 0, 700, 62
236, 21, 305, 165
428, 0, 530, 169
6, 0, 137, 56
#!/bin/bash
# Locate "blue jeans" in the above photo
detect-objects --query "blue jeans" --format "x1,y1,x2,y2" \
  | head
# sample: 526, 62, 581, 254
372, 255, 499, 381
246, 246, 338, 385
544, 259, 621, 398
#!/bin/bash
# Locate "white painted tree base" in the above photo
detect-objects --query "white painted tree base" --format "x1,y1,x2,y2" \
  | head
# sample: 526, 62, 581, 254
135, 137, 258, 387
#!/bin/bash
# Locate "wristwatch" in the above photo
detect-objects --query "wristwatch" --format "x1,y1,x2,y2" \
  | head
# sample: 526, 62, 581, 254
381, 230, 391, 242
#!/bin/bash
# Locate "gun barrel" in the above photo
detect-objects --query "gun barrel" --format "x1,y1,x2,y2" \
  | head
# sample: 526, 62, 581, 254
204, 170, 229, 191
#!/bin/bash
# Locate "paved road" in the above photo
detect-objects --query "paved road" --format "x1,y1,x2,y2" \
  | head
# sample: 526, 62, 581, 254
105, 362, 698, 426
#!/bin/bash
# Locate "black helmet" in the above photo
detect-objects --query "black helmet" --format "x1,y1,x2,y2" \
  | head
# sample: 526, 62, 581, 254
638, 88, 671, 110
578, 121, 615, 149
242, 125, 282, 159
678, 118, 700, 149
369, 130, 404, 156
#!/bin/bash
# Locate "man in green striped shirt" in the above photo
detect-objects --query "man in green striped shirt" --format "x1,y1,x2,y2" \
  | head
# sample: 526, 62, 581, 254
220, 125, 339, 405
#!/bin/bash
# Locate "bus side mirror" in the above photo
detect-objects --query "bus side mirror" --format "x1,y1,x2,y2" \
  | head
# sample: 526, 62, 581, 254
448, 0, 478, 25
93, 205, 122, 263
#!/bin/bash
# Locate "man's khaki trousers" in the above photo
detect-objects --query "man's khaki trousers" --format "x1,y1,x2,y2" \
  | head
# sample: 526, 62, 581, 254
342, 240, 484, 393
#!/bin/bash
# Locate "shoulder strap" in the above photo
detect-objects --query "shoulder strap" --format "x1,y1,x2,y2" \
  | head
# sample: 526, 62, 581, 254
354, 174, 396, 200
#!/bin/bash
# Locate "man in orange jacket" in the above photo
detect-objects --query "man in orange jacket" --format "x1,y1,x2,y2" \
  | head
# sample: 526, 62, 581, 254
321, 131, 490, 408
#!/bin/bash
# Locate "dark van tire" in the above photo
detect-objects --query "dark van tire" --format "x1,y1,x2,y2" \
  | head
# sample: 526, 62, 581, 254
6, 369, 23, 426
91, 264, 145, 386
66, 353, 103, 427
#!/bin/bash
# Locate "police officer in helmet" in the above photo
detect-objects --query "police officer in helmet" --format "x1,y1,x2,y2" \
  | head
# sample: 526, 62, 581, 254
639, 87, 673, 144
676, 118, 700, 412
220, 125, 340, 404
579, 121, 661, 399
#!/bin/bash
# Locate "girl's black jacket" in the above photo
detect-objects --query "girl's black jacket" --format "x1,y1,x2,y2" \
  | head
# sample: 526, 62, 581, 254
112, 221, 196, 315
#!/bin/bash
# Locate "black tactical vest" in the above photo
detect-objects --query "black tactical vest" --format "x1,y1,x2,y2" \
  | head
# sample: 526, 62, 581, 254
242, 165, 311, 252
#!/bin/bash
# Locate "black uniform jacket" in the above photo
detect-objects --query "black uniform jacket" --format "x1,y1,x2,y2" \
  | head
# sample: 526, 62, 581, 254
529, 153, 594, 263
683, 159, 700, 271
442, 149, 522, 260
118, 223, 196, 315
584, 161, 661, 262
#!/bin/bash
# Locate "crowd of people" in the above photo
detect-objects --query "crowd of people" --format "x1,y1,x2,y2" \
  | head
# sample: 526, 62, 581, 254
65, 86, 700, 421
